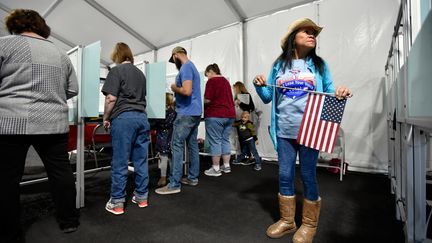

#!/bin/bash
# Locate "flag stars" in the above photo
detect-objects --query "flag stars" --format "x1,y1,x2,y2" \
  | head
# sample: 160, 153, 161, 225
321, 96, 346, 123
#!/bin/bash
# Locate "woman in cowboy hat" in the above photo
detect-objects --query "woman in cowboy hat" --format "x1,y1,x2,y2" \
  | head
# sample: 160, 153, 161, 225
253, 18, 352, 242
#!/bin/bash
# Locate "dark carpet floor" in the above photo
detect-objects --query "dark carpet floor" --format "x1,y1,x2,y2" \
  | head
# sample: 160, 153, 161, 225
20, 155, 405, 243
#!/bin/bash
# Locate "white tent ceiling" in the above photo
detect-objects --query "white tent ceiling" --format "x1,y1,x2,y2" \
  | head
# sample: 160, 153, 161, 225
0, 0, 314, 65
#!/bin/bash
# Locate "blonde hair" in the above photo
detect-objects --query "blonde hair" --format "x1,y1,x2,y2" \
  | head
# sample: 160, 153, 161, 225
110, 42, 134, 64
166, 93, 175, 109
241, 110, 250, 116
233, 81, 249, 94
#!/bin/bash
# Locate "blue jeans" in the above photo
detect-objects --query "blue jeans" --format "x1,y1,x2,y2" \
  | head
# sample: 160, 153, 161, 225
169, 115, 201, 188
236, 139, 262, 165
205, 117, 234, 156
110, 111, 150, 203
277, 137, 319, 201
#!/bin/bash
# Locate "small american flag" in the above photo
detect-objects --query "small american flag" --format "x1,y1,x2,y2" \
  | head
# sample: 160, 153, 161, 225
297, 93, 347, 153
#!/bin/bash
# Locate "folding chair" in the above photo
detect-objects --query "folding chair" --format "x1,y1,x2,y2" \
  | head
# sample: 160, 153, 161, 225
318, 127, 346, 181
91, 124, 111, 168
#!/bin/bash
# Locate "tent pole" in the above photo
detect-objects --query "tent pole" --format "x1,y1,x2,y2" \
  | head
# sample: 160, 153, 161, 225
240, 22, 246, 82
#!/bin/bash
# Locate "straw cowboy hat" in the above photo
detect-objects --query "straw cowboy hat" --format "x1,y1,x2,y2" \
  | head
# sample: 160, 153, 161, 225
280, 18, 323, 48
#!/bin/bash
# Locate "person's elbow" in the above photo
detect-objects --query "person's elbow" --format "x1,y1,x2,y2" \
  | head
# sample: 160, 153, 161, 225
258, 93, 272, 104
255, 87, 272, 104
263, 98, 272, 104
181, 81, 193, 96
106, 94, 117, 104
183, 89, 193, 96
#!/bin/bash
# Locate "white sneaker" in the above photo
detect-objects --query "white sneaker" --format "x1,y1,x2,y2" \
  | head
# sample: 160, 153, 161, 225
155, 185, 181, 195
204, 167, 222, 177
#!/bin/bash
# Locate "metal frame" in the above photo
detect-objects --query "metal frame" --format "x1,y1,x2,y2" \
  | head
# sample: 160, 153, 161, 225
75, 46, 85, 208
385, 1, 431, 241
316, 128, 346, 181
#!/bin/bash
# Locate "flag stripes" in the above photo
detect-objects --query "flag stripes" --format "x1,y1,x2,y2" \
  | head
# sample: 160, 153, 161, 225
297, 93, 346, 153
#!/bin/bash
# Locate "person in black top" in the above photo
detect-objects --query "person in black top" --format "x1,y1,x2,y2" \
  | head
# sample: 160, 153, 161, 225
102, 42, 150, 214
233, 81, 255, 117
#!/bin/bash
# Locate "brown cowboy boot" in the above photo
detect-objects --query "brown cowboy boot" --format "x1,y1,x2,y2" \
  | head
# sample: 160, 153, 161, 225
293, 197, 321, 243
266, 194, 297, 238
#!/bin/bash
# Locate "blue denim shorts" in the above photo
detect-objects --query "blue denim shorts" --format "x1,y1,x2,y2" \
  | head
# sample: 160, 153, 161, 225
205, 117, 234, 156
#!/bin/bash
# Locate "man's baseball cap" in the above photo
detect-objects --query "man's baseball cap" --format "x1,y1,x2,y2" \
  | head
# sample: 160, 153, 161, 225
168, 46, 187, 63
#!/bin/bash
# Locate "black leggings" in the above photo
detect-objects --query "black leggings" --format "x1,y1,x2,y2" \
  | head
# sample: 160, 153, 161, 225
0, 134, 79, 242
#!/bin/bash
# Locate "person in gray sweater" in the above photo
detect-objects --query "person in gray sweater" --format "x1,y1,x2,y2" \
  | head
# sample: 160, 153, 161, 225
0, 9, 80, 242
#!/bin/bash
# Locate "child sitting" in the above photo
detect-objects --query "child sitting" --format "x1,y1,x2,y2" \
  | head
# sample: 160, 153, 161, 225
154, 93, 177, 186
232, 111, 262, 171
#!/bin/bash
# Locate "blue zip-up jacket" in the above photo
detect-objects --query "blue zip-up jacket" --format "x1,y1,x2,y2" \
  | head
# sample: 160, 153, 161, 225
254, 57, 335, 150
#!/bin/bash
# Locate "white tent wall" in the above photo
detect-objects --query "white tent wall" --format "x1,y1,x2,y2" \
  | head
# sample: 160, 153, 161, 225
188, 24, 243, 141
128, 0, 400, 172
134, 51, 156, 65
246, 0, 399, 172
153, 24, 242, 80
0, 1, 405, 173
189, 24, 242, 83
0, 26, 7, 36
319, 0, 399, 172
158, 41, 193, 76
245, 2, 318, 160
136, 25, 243, 141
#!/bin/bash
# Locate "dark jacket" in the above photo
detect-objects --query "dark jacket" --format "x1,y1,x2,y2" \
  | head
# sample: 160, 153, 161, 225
154, 107, 177, 154
233, 120, 257, 142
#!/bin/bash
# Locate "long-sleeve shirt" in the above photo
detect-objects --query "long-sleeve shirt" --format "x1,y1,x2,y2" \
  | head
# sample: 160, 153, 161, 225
0, 35, 78, 134
254, 58, 335, 150
204, 76, 236, 118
